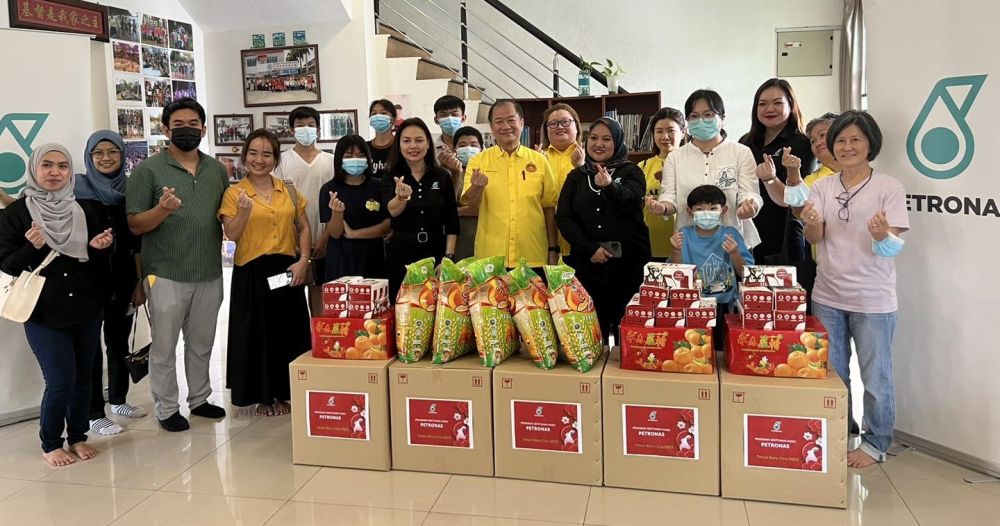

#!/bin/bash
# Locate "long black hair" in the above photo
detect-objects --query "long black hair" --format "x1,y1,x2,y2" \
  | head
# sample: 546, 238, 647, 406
333, 134, 374, 184
745, 78, 805, 147
388, 118, 439, 176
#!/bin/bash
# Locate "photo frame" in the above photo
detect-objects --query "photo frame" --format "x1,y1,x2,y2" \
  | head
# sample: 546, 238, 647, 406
317, 109, 358, 143
263, 112, 295, 143
108, 7, 139, 42
8, 0, 109, 41
241, 44, 321, 107
216, 153, 247, 183
214, 114, 254, 146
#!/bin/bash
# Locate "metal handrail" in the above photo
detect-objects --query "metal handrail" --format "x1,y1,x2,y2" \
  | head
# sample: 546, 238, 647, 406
426, 0, 579, 93
391, 0, 550, 97
377, 6, 520, 99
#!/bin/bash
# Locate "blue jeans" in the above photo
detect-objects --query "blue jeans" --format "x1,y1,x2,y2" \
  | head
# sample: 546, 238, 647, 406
24, 316, 103, 453
813, 301, 896, 461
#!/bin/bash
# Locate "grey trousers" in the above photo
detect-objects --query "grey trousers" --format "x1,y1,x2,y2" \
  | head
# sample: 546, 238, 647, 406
146, 276, 224, 420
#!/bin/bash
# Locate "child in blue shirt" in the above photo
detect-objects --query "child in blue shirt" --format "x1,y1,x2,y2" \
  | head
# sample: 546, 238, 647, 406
671, 185, 753, 345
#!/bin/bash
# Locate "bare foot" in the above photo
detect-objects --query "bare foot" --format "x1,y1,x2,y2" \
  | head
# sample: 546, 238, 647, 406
847, 448, 879, 468
254, 403, 275, 417
41, 449, 76, 467
272, 401, 290, 416
69, 442, 99, 461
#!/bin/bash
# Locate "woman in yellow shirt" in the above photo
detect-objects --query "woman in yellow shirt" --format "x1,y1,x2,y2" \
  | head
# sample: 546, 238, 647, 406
540, 103, 585, 258
219, 129, 312, 417
639, 108, 686, 260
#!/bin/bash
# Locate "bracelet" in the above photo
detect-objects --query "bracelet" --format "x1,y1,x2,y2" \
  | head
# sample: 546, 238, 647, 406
548, 246, 560, 253
764, 177, 777, 185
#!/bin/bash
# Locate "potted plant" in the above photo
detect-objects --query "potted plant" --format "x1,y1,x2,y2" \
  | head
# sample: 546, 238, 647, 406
599, 59, 625, 93
578, 57, 601, 97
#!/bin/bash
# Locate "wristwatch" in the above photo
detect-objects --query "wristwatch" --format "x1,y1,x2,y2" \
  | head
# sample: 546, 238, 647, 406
764, 177, 777, 185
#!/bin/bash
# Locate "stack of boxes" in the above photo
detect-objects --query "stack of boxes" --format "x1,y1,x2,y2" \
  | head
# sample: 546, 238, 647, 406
311, 276, 395, 360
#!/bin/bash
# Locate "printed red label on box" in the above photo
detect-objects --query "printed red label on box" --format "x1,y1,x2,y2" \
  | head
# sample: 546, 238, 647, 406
773, 310, 806, 330
742, 310, 774, 330
406, 398, 473, 448
511, 400, 582, 454
744, 265, 798, 288
623, 405, 698, 459
306, 391, 369, 440
669, 288, 700, 308
625, 302, 654, 319
744, 414, 826, 472
322, 276, 362, 296
686, 307, 717, 328
654, 306, 686, 327
741, 287, 774, 312
348, 278, 389, 302
639, 285, 669, 306
774, 287, 807, 311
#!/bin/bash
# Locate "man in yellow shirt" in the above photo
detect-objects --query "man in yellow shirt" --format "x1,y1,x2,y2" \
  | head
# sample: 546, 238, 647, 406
462, 100, 560, 269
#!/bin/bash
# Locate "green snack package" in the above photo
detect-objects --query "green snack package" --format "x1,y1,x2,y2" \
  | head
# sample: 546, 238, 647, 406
465, 256, 519, 367
394, 257, 438, 363
544, 264, 604, 372
431, 258, 475, 363
508, 258, 559, 370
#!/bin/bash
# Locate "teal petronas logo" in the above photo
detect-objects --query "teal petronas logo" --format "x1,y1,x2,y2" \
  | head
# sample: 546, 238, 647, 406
907, 75, 987, 180
0, 113, 49, 195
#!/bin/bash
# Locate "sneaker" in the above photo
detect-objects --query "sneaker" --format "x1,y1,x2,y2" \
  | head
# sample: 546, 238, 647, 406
158, 412, 190, 432
190, 402, 226, 419
111, 403, 148, 418
89, 418, 124, 436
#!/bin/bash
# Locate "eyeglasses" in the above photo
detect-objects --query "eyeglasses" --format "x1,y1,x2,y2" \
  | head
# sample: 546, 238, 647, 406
686, 112, 717, 123
91, 149, 122, 160
546, 118, 575, 129
835, 174, 873, 222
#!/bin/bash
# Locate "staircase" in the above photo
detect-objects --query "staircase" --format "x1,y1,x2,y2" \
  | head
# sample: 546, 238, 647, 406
373, 21, 493, 130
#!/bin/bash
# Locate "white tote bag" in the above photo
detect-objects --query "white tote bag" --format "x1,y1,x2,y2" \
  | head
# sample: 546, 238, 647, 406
0, 251, 58, 323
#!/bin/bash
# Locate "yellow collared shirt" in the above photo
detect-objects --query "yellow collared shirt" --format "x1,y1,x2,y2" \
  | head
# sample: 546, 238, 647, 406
803, 164, 836, 260
463, 145, 558, 268
219, 176, 307, 266
545, 142, 580, 255
639, 155, 675, 258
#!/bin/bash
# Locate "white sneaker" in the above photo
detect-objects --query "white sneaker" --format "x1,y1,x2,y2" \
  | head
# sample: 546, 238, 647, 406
111, 403, 148, 418
89, 418, 125, 435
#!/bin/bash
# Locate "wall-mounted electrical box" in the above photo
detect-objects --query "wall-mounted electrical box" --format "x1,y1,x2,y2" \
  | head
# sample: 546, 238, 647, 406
776, 29, 834, 77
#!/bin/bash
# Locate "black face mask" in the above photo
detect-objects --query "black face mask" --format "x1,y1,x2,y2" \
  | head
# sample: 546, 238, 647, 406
170, 127, 202, 152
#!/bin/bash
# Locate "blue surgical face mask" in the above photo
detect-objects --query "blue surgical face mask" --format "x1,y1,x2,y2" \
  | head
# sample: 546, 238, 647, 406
456, 145, 481, 165
438, 116, 462, 136
369, 114, 392, 133
693, 210, 722, 230
688, 117, 721, 141
872, 232, 905, 258
342, 158, 368, 176
294, 126, 318, 146
784, 183, 810, 207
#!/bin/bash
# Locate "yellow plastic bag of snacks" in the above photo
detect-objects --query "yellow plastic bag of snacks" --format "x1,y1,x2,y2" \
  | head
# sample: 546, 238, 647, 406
394, 257, 438, 363
431, 258, 475, 363
508, 259, 559, 370
466, 256, 519, 367
545, 264, 603, 372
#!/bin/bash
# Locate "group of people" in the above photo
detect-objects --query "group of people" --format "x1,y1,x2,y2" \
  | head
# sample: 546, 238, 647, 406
109, 13, 139, 42
246, 75, 317, 94
141, 20, 168, 48
0, 77, 907, 472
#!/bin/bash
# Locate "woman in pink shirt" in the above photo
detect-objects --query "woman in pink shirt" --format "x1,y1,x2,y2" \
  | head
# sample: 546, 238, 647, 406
801, 111, 910, 468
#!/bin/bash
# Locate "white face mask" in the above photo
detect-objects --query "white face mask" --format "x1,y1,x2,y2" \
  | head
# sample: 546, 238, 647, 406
294, 126, 318, 146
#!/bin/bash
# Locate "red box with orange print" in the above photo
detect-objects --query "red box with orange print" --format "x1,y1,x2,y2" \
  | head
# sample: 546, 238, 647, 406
724, 314, 829, 379
618, 323, 715, 375
311, 311, 396, 360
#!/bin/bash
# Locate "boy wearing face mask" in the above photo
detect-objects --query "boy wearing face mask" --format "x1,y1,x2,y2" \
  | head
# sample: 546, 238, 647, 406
671, 185, 754, 346
451, 126, 483, 260
433, 95, 467, 182
274, 107, 335, 308
367, 99, 397, 180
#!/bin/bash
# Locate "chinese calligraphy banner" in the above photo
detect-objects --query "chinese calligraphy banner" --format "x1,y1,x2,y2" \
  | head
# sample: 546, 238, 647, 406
8, 0, 109, 41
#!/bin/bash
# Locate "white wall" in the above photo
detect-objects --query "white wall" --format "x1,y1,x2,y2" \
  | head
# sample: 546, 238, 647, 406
378, 0, 842, 138
204, 0, 376, 154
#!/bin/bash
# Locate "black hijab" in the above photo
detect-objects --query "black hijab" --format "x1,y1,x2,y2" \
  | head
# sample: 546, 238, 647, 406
581, 117, 629, 176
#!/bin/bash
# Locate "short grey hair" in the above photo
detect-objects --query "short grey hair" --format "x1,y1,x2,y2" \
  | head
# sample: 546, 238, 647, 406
805, 112, 839, 138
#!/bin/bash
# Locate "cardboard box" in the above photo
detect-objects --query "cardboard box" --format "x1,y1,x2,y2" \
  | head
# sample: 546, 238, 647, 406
348, 298, 389, 317
669, 288, 701, 309
603, 350, 720, 495
388, 354, 493, 476
774, 287, 808, 312
773, 310, 806, 331
686, 307, 718, 328
311, 311, 395, 359
742, 310, 774, 330
290, 353, 393, 470
348, 278, 389, 302
743, 265, 798, 288
654, 306, 686, 328
659, 263, 698, 288
740, 286, 775, 312
322, 276, 363, 303
725, 314, 829, 378
493, 354, 608, 486
720, 364, 848, 508
619, 324, 714, 374
638, 285, 669, 306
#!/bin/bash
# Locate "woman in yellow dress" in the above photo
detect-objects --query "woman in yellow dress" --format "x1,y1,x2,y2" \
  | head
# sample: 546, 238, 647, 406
639, 108, 686, 261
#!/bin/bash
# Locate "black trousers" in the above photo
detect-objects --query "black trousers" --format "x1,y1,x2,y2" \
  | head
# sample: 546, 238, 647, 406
89, 298, 134, 419
386, 234, 445, 300
569, 255, 644, 344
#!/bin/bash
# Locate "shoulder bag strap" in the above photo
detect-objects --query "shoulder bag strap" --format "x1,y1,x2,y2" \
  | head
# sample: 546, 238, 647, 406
33, 250, 58, 275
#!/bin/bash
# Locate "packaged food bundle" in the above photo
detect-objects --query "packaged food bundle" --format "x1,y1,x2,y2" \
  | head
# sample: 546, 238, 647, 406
508, 259, 559, 370
544, 264, 603, 372
394, 257, 438, 363
431, 258, 475, 364
466, 256, 519, 367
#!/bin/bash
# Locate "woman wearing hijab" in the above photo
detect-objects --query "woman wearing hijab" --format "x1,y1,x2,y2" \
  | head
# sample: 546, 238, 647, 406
556, 117, 650, 342
76, 131, 147, 436
0, 144, 114, 467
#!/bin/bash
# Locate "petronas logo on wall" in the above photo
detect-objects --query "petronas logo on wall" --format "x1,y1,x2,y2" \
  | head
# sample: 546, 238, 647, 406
906, 75, 987, 180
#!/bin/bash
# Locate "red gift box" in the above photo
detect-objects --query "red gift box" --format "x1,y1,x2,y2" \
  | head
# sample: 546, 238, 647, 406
638, 285, 669, 306
348, 298, 389, 317
311, 311, 395, 359
348, 278, 389, 302
668, 288, 700, 309
742, 310, 774, 330
686, 307, 718, 328
654, 306, 686, 328
740, 286, 774, 312
322, 276, 363, 304
743, 265, 797, 288
774, 287, 808, 312
659, 263, 697, 288
619, 322, 715, 374
773, 310, 806, 331
725, 314, 829, 378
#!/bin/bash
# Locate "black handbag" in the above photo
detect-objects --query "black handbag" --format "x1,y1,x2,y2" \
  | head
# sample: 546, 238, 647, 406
763, 209, 794, 266
125, 305, 151, 383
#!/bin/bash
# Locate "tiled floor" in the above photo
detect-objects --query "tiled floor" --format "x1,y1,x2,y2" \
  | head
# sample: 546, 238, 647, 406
2, 281, 998, 525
